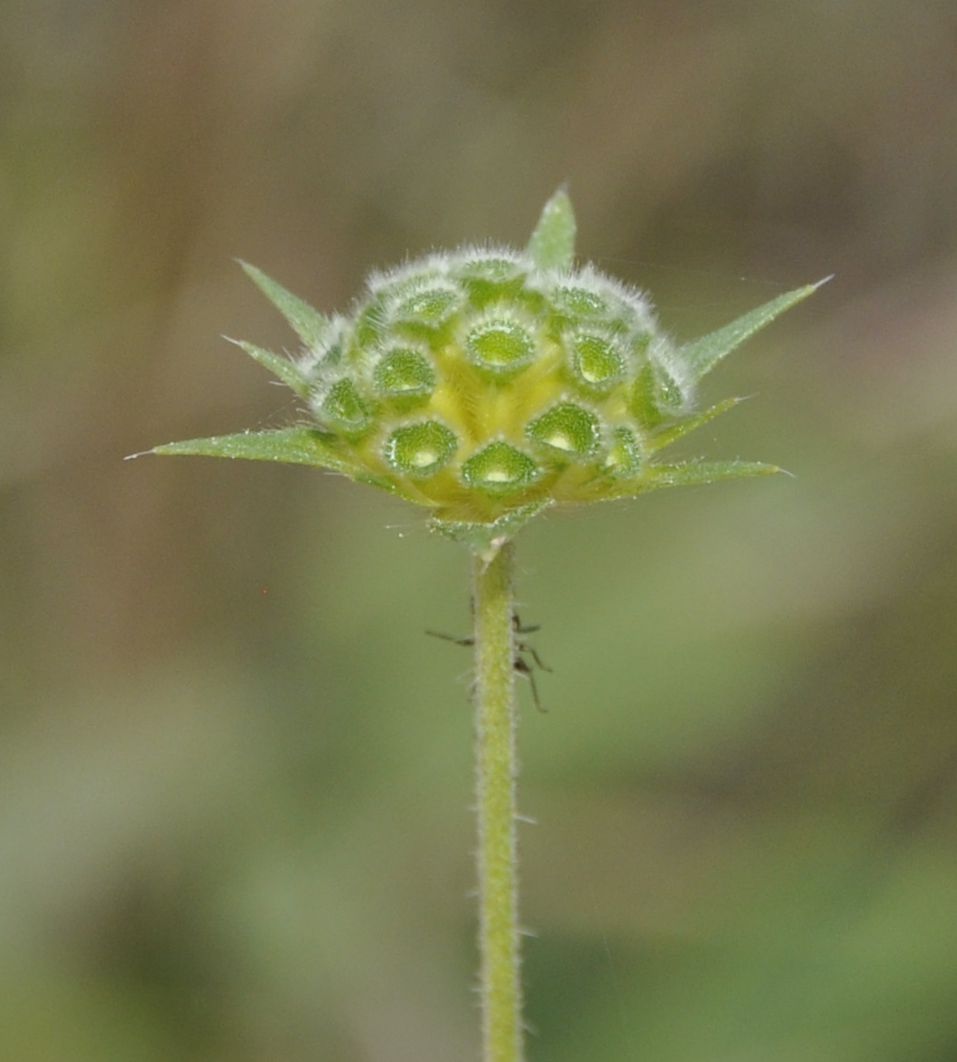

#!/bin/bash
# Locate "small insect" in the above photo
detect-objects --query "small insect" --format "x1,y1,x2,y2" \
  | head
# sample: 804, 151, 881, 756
427, 612, 552, 711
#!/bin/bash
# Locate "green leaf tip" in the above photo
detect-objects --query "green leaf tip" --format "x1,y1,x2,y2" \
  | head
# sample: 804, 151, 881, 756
680, 276, 830, 381
150, 427, 359, 476
526, 187, 576, 272
237, 260, 332, 350
605, 459, 785, 500
223, 336, 311, 398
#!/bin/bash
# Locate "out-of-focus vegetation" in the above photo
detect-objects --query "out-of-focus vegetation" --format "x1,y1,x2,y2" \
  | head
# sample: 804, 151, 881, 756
2, 2, 956, 1059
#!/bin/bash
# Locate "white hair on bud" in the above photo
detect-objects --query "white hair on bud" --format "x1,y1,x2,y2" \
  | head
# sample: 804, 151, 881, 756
365, 252, 453, 297
648, 334, 695, 410
297, 313, 351, 377
560, 264, 658, 331
454, 244, 525, 266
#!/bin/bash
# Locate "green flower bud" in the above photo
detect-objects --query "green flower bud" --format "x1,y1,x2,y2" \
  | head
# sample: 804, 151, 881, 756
461, 440, 540, 495
373, 347, 436, 404
152, 190, 826, 543
526, 402, 602, 461
385, 421, 458, 479
393, 280, 461, 327
465, 317, 537, 377
603, 426, 642, 478
315, 378, 372, 436
568, 331, 628, 393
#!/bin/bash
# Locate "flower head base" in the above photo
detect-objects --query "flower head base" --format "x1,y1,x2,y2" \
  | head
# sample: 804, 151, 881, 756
152, 191, 824, 547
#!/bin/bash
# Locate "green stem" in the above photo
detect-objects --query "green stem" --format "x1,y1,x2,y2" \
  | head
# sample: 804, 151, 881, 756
472, 540, 524, 1062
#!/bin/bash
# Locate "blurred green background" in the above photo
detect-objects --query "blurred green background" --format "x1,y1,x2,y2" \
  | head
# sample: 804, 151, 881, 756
2, 1, 956, 1059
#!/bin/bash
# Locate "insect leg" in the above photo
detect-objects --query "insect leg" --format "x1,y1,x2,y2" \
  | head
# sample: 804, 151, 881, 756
514, 658, 547, 712
426, 630, 475, 647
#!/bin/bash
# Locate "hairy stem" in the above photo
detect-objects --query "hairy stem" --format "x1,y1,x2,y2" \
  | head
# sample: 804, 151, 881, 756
473, 541, 523, 1062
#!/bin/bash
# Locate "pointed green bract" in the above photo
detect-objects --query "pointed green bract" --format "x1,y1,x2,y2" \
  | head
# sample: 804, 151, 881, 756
153, 427, 361, 477
598, 461, 779, 501
594, 460, 781, 501
680, 278, 829, 381
644, 459, 783, 492
238, 261, 332, 350
647, 396, 744, 453
225, 337, 311, 398
526, 187, 576, 271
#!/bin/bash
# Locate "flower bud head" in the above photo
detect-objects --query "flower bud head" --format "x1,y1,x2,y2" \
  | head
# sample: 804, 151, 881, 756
154, 191, 825, 543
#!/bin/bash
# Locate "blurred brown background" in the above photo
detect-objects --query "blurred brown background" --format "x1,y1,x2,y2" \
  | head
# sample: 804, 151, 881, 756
2, 1, 956, 1059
